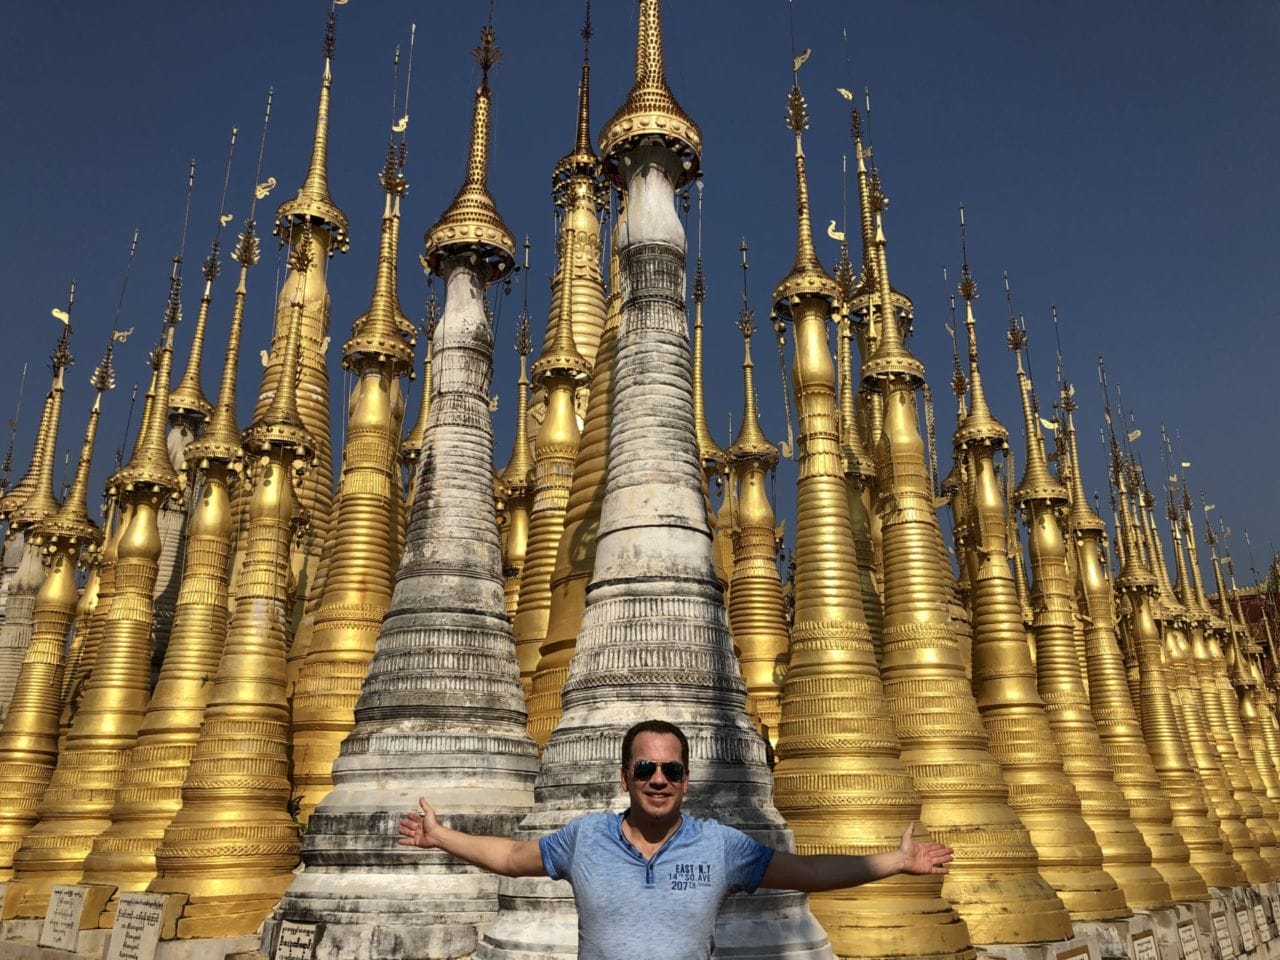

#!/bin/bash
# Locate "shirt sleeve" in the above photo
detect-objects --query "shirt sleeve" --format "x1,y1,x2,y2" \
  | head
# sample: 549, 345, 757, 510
538, 816, 584, 882
719, 824, 776, 894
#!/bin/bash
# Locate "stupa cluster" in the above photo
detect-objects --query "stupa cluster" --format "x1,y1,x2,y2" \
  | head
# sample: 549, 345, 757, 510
1, 3, 1279, 960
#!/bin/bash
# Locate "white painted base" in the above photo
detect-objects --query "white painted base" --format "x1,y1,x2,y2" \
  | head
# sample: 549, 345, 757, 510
1134, 904, 1199, 960
1075, 916, 1159, 960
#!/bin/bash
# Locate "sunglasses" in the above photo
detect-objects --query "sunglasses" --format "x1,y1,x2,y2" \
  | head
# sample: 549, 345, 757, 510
630, 759, 687, 783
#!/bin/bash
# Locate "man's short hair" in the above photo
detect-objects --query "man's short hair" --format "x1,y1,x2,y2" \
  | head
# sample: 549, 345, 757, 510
621, 720, 689, 768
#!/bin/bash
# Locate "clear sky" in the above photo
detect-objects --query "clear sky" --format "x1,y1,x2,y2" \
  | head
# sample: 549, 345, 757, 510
2, 2, 1278, 587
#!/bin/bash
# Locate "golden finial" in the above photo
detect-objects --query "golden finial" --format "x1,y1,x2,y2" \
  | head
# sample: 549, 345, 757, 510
423, 13, 515, 281
171, 128, 239, 422
276, 9, 349, 252
388, 23, 416, 170
39, 332, 121, 548
112, 165, 194, 495
1007, 296, 1066, 507
553, 3, 607, 212
400, 284, 438, 465
191, 89, 271, 468
736, 241, 754, 339
344, 44, 416, 378
599, 0, 701, 185
1060, 373, 1105, 533
772, 48, 838, 317
1099, 356, 1152, 587
576, 2, 594, 154
952, 206, 1007, 449
502, 265, 535, 491
832, 154, 857, 308
947, 292, 968, 417
243, 225, 316, 463
769, 309, 797, 461
534, 182, 589, 386
0, 363, 27, 490
3, 282, 76, 529
690, 192, 726, 471
729, 240, 776, 466
860, 206, 924, 383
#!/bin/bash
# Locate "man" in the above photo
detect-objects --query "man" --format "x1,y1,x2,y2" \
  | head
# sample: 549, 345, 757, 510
399, 719, 952, 960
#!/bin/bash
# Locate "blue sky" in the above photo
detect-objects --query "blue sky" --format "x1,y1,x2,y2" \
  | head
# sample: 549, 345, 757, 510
2, 2, 1278, 585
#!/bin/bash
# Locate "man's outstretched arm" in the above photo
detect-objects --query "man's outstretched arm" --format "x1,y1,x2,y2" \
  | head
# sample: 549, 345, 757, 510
760, 822, 952, 893
398, 797, 547, 878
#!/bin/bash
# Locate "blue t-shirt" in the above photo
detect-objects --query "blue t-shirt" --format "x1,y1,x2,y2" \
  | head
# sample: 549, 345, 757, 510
538, 811, 775, 960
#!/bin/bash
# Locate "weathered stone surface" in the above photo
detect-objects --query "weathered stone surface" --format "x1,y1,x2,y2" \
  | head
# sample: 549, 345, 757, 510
476, 144, 831, 960
271, 259, 537, 960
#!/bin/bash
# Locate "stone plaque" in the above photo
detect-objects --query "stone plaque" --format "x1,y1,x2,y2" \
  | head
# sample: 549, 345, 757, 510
1178, 920, 1204, 960
1236, 907, 1256, 953
105, 892, 168, 960
1273, 893, 1280, 929
1253, 903, 1270, 943
1132, 930, 1160, 960
1211, 911, 1236, 960
275, 920, 318, 960
1056, 946, 1091, 960
38, 884, 88, 950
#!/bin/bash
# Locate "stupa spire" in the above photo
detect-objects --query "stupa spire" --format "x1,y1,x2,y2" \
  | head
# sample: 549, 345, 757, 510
248, 12, 349, 674
950, 235, 1126, 919
0, 369, 45, 525
691, 254, 728, 475
0, 335, 112, 878
541, 1, 608, 373
10, 166, 192, 916
993, 292, 1162, 909
514, 32, 601, 685
170, 128, 238, 422
860, 163, 1068, 941
769, 52, 969, 959
292, 83, 416, 819
275, 10, 349, 251
150, 215, 316, 934
1101, 361, 1236, 890
1197, 514, 1280, 876
399, 287, 438, 504
952, 212, 1005, 450
725, 242, 785, 742
772, 74, 838, 311
194, 88, 271, 465
598, 0, 700, 186
573, 1, 594, 157
79, 110, 270, 899
3, 287, 74, 533
0, 366, 27, 495
1064, 382, 1198, 902
527, 205, 622, 746
273, 16, 535, 955
501, 288, 534, 621
481, 9, 828, 958
423, 10, 515, 280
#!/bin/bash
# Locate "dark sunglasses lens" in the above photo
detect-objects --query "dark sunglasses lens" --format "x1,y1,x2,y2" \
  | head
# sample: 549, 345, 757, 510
631, 760, 687, 782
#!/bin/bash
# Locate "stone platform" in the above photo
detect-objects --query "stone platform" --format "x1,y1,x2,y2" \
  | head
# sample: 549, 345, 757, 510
5, 882, 1280, 960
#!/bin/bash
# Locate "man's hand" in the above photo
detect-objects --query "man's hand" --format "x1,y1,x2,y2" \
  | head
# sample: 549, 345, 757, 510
398, 796, 442, 850
899, 822, 952, 875
395, 796, 547, 878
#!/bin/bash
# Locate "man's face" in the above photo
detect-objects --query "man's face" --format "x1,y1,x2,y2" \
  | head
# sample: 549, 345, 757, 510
620, 731, 690, 820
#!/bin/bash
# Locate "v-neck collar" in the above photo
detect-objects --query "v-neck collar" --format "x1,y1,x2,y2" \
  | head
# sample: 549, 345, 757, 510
618, 809, 685, 862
